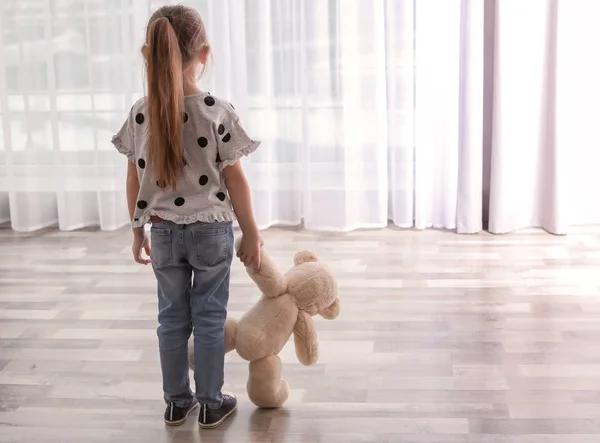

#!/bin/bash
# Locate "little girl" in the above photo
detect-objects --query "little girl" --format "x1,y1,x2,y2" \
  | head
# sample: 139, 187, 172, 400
111, 5, 261, 429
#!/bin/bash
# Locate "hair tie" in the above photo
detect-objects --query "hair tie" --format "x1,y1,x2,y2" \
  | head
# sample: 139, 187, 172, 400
164, 15, 173, 24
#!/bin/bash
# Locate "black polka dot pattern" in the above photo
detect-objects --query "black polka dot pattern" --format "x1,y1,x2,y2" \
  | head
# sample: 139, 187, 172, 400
218, 124, 231, 143
130, 94, 246, 215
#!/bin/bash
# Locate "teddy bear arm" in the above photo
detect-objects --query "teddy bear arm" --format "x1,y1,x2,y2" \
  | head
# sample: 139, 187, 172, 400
293, 311, 320, 366
224, 317, 238, 353
246, 250, 288, 299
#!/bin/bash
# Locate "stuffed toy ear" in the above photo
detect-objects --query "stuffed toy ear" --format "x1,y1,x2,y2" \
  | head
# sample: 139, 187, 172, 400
320, 297, 341, 319
294, 250, 318, 265
235, 236, 287, 298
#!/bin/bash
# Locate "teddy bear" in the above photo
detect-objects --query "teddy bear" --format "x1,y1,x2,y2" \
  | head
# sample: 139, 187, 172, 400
189, 238, 340, 408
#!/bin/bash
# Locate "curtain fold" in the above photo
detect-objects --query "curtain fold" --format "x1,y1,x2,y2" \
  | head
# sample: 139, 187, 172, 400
413, 0, 461, 230
550, 0, 600, 228
1, 0, 599, 233
488, 0, 565, 234
456, 0, 484, 235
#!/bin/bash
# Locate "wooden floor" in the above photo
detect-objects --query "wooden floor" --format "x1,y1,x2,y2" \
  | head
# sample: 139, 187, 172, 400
2, 225, 600, 442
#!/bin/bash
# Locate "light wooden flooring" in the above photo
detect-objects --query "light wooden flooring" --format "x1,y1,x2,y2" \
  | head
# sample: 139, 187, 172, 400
2, 225, 600, 442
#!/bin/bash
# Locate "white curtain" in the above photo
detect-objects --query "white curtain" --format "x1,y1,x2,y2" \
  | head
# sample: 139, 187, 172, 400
0, 0, 151, 231
488, 0, 600, 234
1, 0, 599, 234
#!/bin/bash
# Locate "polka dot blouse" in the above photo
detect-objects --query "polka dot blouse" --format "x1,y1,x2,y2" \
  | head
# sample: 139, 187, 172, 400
111, 92, 260, 227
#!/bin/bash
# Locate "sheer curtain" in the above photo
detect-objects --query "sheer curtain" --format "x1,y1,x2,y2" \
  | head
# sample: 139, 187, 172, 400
488, 0, 600, 234
217, 0, 483, 232
0, 0, 150, 231
1, 0, 599, 234
240, 0, 402, 231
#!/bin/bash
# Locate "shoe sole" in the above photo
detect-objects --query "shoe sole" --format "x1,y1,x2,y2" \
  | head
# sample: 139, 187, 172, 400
164, 402, 199, 426
198, 404, 237, 429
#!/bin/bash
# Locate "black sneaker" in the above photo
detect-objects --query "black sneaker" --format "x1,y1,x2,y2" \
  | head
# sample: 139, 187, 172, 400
198, 392, 237, 429
164, 399, 199, 426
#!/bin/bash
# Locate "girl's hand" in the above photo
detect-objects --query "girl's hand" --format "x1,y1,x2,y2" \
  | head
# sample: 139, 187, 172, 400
132, 228, 151, 265
237, 232, 263, 271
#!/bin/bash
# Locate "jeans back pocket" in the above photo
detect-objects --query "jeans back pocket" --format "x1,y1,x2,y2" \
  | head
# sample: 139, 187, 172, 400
191, 223, 232, 269
150, 227, 173, 268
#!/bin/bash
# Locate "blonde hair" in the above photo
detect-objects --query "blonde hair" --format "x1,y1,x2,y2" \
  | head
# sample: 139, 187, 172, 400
143, 5, 209, 190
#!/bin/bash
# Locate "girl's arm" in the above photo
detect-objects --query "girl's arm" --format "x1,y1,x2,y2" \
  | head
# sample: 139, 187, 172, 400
223, 162, 262, 270
126, 161, 141, 232
127, 161, 150, 264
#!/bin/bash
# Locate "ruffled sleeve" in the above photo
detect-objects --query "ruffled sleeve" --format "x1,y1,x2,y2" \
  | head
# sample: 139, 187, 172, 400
214, 106, 260, 170
111, 108, 136, 162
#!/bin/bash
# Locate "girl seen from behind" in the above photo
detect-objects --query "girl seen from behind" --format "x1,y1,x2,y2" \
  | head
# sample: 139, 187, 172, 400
111, 4, 261, 429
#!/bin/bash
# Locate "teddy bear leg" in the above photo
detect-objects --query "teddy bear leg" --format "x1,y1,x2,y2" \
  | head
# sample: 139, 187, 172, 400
247, 355, 290, 408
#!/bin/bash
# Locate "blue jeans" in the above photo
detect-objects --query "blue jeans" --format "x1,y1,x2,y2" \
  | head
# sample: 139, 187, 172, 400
150, 220, 233, 409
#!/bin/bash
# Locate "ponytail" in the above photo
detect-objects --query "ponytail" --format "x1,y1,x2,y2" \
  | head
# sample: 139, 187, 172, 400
145, 17, 185, 190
